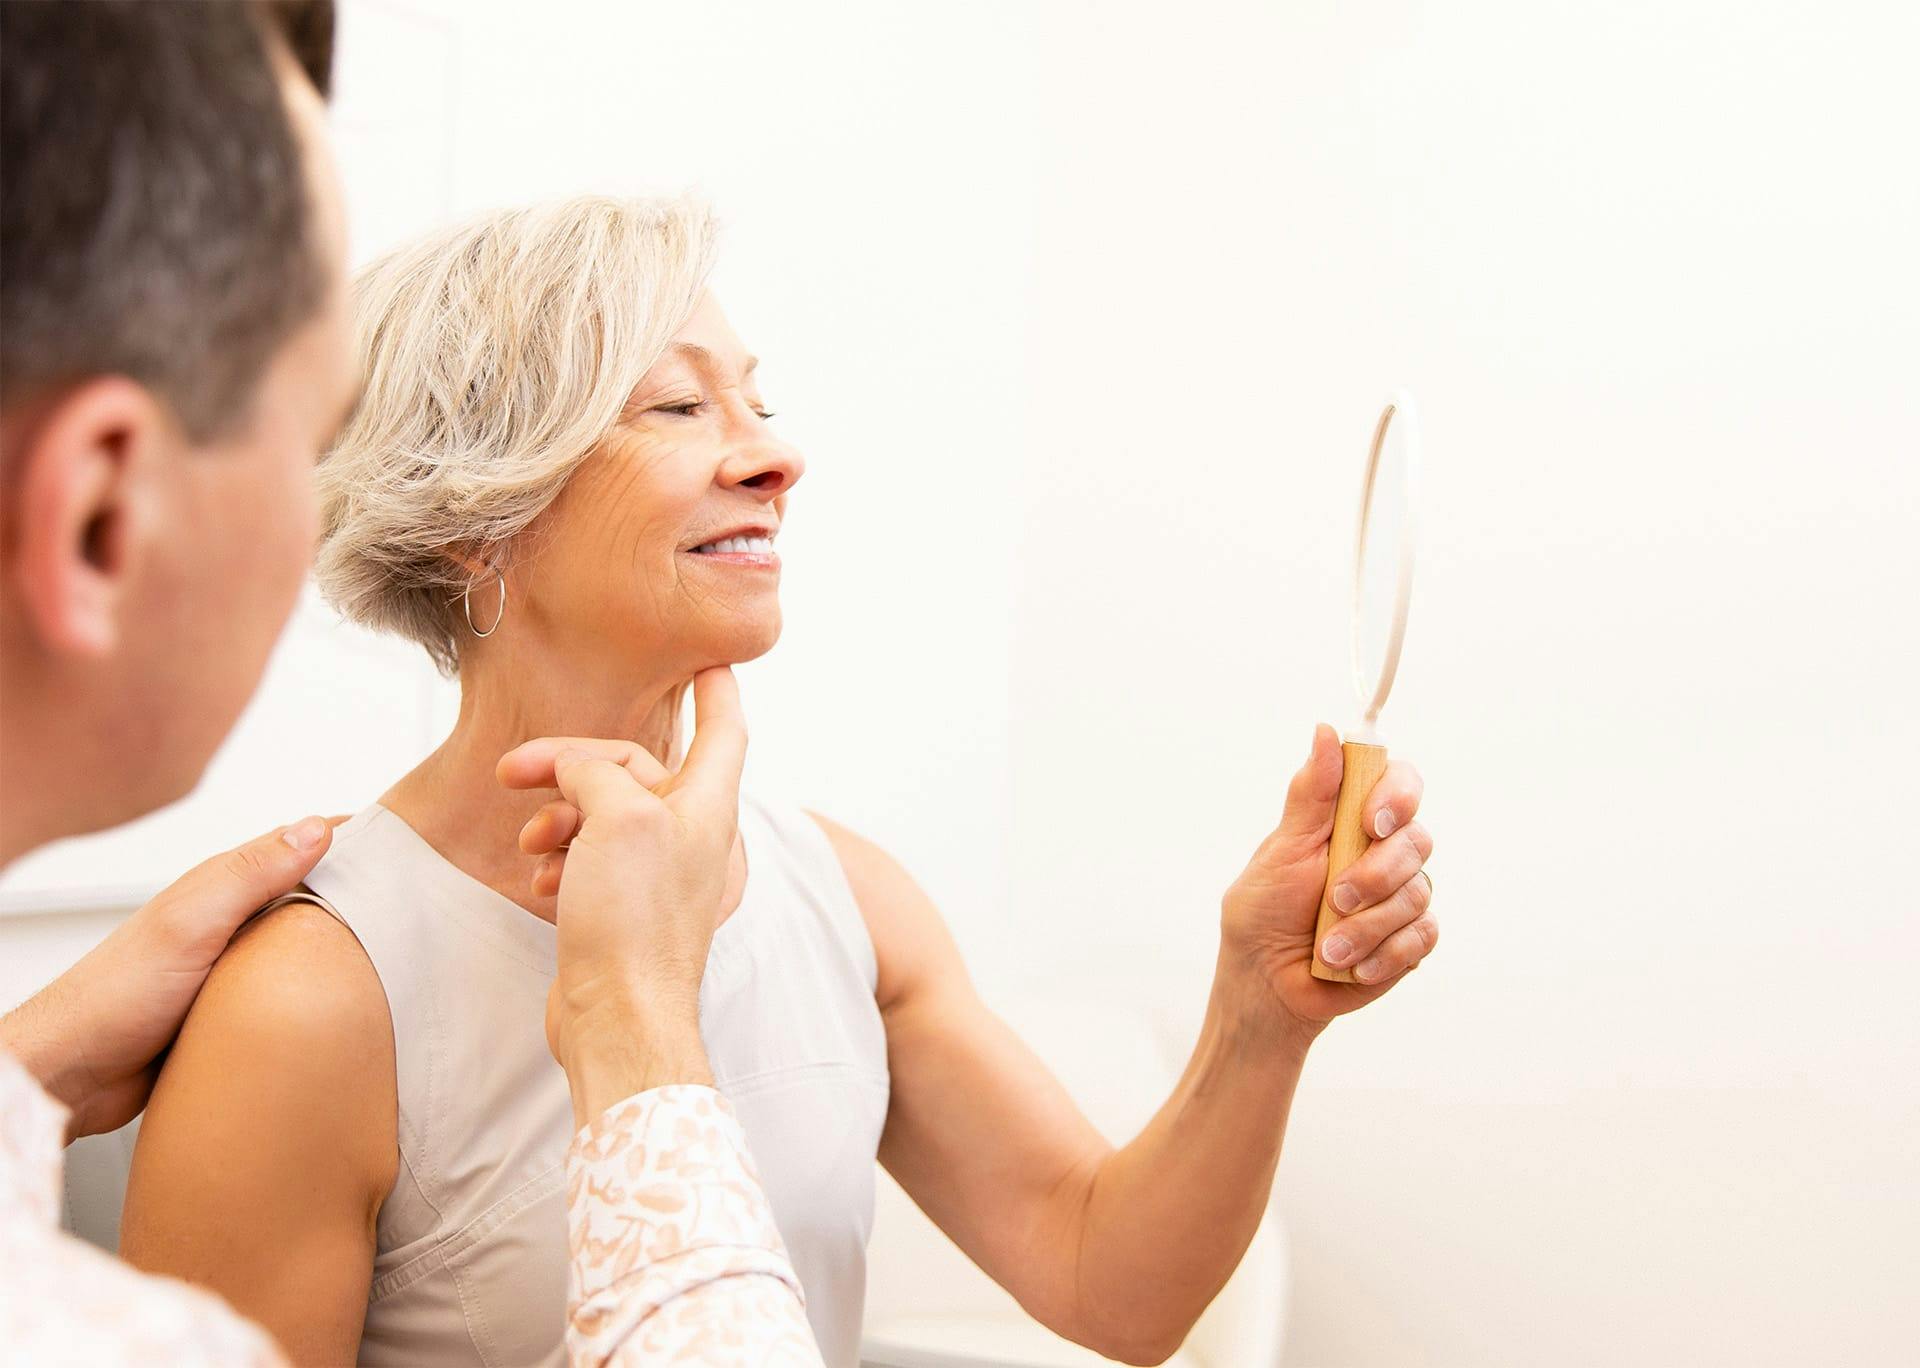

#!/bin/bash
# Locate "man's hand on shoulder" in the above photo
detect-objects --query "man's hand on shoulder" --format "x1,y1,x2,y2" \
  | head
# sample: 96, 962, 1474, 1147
0, 816, 338, 1140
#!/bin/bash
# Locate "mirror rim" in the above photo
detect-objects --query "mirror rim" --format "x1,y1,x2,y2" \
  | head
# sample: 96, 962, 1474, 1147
1351, 391, 1421, 731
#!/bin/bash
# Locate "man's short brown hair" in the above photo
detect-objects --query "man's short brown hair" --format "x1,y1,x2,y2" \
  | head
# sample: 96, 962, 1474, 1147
1, 1, 338, 440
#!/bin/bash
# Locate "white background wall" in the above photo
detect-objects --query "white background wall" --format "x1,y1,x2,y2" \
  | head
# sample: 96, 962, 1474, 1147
4, 2, 1915, 1363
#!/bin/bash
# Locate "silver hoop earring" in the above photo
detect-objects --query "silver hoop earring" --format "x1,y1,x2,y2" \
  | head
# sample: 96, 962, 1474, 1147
463, 568, 506, 638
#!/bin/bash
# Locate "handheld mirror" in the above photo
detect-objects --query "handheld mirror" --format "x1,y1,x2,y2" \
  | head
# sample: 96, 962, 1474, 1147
1310, 393, 1421, 982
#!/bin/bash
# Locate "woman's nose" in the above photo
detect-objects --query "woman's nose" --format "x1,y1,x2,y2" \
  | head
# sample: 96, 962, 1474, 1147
721, 431, 805, 500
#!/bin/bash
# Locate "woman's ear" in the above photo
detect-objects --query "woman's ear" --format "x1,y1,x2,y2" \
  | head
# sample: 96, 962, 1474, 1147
6, 377, 167, 659
446, 548, 493, 580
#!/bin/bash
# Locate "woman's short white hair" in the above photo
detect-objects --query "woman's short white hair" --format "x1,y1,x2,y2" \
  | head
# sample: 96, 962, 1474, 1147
314, 195, 718, 675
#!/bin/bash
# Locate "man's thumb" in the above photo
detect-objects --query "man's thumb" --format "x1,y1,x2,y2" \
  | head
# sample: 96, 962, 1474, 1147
177, 817, 338, 937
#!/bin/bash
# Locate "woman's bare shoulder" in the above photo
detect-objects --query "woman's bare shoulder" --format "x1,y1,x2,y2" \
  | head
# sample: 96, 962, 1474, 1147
805, 811, 967, 1011
127, 898, 397, 1193
120, 902, 398, 1361
192, 897, 393, 1062
805, 811, 922, 921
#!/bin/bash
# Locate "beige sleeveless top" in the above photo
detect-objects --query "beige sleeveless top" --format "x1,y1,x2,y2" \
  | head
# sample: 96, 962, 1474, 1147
292, 795, 890, 1367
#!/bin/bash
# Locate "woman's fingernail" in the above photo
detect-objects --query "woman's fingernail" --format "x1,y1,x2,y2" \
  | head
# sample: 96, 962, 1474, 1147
282, 816, 327, 851
1322, 935, 1353, 965
1331, 884, 1358, 914
1374, 809, 1397, 839
1354, 956, 1384, 983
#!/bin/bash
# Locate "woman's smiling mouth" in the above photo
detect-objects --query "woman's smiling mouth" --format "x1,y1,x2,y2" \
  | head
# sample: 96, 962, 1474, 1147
686, 530, 779, 567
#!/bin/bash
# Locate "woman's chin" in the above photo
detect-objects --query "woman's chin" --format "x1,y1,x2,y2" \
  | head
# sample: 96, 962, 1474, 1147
701, 612, 783, 667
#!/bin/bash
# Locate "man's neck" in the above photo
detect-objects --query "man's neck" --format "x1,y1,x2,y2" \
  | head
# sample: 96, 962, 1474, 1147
0, 660, 121, 872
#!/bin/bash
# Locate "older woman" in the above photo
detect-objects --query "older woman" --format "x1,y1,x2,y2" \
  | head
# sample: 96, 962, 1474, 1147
120, 197, 1439, 1367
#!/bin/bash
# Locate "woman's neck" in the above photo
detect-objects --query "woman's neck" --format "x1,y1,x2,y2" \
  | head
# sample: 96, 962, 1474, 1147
381, 649, 688, 915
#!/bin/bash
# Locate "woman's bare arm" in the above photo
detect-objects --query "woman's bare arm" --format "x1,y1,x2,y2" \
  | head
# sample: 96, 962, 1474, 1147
810, 816, 1138, 1350
812, 736, 1435, 1366
119, 901, 398, 1366
813, 814, 1307, 1367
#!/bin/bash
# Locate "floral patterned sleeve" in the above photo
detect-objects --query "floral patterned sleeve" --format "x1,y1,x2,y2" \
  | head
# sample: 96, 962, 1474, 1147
566, 1084, 825, 1366
0, 1050, 286, 1367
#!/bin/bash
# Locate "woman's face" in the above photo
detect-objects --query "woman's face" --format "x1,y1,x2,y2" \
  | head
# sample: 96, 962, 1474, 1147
518, 293, 803, 679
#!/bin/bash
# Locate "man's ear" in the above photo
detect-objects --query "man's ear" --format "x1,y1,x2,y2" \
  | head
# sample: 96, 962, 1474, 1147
6, 377, 167, 658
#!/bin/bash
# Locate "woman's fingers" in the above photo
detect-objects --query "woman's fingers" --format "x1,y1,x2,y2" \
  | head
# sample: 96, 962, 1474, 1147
497, 736, 671, 792
1328, 820, 1433, 914
1318, 870, 1434, 972
519, 800, 579, 855
1270, 725, 1345, 854
1363, 759, 1424, 842
1350, 907, 1439, 984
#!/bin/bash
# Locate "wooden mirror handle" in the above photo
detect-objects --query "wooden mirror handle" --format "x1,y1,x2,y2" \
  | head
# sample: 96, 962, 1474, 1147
1310, 740, 1390, 982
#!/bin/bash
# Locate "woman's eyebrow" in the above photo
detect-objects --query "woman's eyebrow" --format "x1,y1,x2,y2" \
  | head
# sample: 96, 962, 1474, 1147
669, 342, 759, 378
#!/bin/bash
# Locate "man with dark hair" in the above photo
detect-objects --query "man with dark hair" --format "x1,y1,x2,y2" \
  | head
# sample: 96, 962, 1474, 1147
0, 5, 822, 1363
0, 1, 357, 1352
260, 0, 339, 95
0, 0, 357, 848
1, 1, 339, 444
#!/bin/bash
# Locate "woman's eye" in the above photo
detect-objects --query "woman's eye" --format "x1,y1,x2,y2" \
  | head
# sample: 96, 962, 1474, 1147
657, 400, 704, 416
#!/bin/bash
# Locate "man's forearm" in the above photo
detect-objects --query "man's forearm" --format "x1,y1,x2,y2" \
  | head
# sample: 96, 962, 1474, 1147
562, 1025, 715, 1131
567, 1086, 823, 1367
554, 989, 716, 1130
0, 988, 87, 1139
1071, 951, 1317, 1361
557, 994, 824, 1364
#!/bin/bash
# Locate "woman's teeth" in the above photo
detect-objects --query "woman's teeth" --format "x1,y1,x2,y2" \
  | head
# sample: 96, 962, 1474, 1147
693, 535, 775, 554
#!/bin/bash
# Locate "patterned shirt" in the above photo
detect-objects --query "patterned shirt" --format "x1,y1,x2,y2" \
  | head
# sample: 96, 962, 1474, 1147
0, 1051, 822, 1366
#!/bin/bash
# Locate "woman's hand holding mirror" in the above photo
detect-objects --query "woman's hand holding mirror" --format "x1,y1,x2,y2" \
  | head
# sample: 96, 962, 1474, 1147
1219, 725, 1438, 1032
